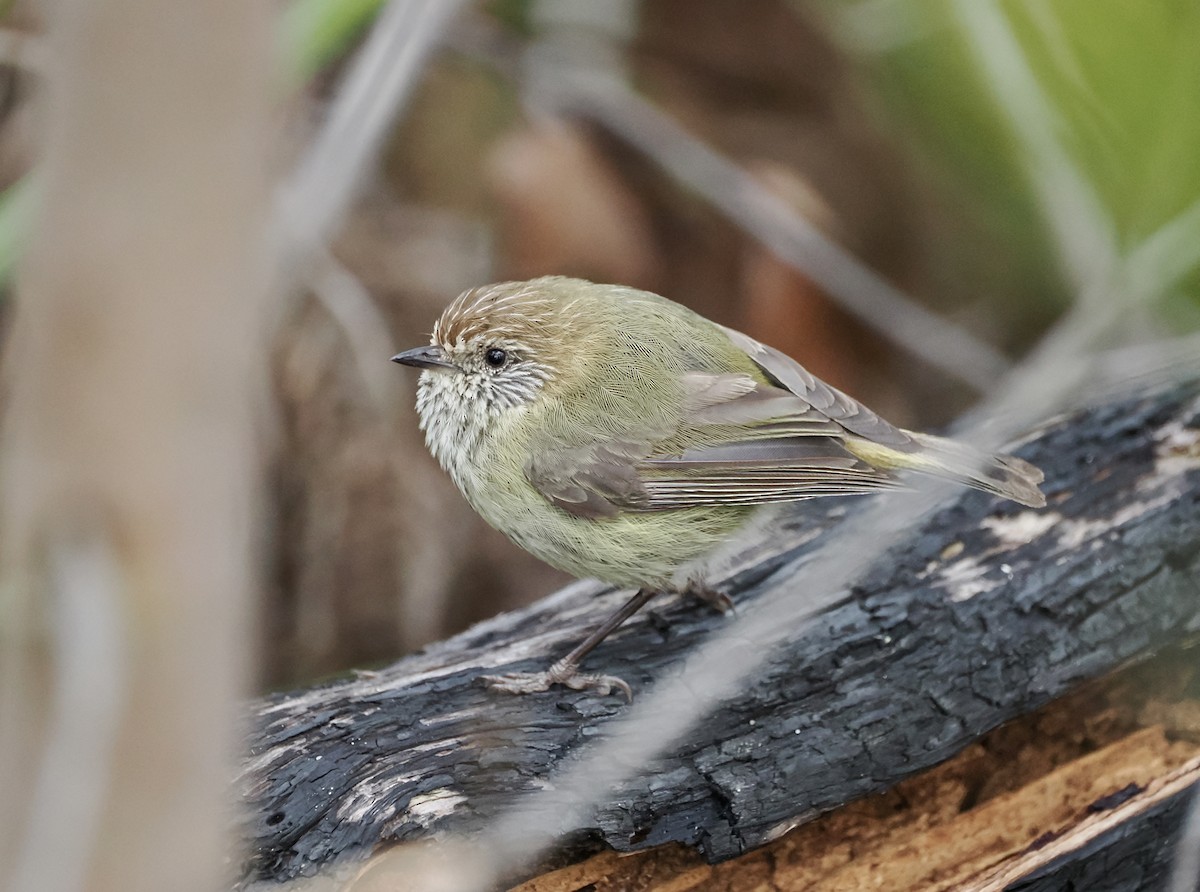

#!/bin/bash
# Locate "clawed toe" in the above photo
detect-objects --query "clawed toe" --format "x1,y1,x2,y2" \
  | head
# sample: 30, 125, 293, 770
481, 667, 633, 701
560, 671, 633, 701
480, 671, 557, 696
481, 588, 654, 702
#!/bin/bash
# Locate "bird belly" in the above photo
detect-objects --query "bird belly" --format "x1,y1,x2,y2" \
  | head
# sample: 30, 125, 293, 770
467, 461, 757, 589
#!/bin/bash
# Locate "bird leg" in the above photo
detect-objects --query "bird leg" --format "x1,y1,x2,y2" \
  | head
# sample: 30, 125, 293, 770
482, 587, 659, 700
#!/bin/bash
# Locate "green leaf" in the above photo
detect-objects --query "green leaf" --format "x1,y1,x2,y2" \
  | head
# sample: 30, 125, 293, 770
280, 0, 387, 84
0, 176, 36, 285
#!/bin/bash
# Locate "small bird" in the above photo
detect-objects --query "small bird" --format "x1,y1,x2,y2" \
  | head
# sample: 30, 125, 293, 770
393, 276, 1044, 698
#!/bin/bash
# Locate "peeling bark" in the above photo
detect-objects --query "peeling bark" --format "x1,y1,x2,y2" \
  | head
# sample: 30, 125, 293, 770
237, 380, 1200, 887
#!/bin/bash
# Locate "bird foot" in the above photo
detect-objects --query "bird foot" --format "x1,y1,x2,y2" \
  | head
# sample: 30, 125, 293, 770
684, 582, 734, 615
482, 660, 633, 701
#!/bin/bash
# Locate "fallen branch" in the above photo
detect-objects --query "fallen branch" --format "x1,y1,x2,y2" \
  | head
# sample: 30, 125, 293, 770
237, 378, 1200, 887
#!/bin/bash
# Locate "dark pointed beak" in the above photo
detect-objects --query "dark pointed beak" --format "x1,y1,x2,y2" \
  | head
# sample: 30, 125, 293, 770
391, 345, 457, 372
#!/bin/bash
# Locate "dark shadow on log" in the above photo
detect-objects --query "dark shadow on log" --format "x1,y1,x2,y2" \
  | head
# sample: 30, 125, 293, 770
236, 379, 1200, 887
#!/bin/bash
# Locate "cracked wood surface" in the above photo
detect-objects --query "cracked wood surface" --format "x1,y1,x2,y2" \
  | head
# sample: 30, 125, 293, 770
238, 380, 1200, 886
501, 686, 1200, 892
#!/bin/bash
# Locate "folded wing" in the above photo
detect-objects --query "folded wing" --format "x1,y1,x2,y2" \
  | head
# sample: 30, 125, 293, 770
525, 332, 909, 517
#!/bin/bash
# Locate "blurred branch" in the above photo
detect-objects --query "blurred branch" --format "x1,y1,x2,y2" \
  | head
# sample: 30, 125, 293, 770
1087, 331, 1200, 402
450, 17, 1012, 392
309, 249, 400, 416
273, 0, 467, 270
270, 0, 465, 404
819, 0, 934, 53
1126, 197, 1200, 302
0, 26, 46, 73
0, 0, 455, 298
281, 0, 386, 83
9, 529, 127, 891
553, 84, 1012, 391
0, 0, 274, 887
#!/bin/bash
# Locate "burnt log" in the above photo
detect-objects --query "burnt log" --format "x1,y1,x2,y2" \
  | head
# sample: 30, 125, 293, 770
238, 379, 1200, 888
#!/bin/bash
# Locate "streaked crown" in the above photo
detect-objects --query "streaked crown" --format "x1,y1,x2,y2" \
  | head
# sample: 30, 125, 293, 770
432, 276, 583, 357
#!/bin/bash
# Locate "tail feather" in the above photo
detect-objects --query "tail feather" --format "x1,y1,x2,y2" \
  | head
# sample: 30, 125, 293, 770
846, 432, 1046, 508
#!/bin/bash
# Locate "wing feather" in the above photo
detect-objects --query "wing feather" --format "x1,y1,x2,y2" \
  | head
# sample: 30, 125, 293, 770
716, 324, 916, 448
524, 330, 914, 517
525, 438, 652, 518
636, 454, 900, 508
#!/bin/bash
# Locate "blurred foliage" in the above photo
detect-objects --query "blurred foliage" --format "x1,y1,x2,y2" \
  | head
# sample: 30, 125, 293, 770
0, 175, 33, 284
484, 0, 536, 37
856, 7, 1036, 236
3, 0, 1198, 314
4, 0, 1193, 311
1003, 1, 1200, 249
827, 0, 1200, 317
280, 0, 386, 83
0, 0, 398, 282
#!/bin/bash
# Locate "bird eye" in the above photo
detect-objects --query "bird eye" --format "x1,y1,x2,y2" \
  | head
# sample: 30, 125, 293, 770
484, 347, 508, 368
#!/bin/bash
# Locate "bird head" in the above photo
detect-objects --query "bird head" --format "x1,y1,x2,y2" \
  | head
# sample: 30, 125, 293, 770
393, 277, 592, 438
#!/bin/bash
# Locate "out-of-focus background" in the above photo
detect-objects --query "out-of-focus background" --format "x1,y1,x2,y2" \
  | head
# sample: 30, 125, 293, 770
6, 0, 1199, 692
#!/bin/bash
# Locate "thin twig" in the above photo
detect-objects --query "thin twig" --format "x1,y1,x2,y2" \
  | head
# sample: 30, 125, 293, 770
9, 530, 127, 891
447, 16, 1012, 392
309, 249, 400, 417
274, 0, 468, 271
267, 0, 469, 440
543, 82, 1011, 392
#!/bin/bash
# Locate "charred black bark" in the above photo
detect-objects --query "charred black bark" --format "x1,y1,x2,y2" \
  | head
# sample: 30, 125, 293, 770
237, 380, 1200, 886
